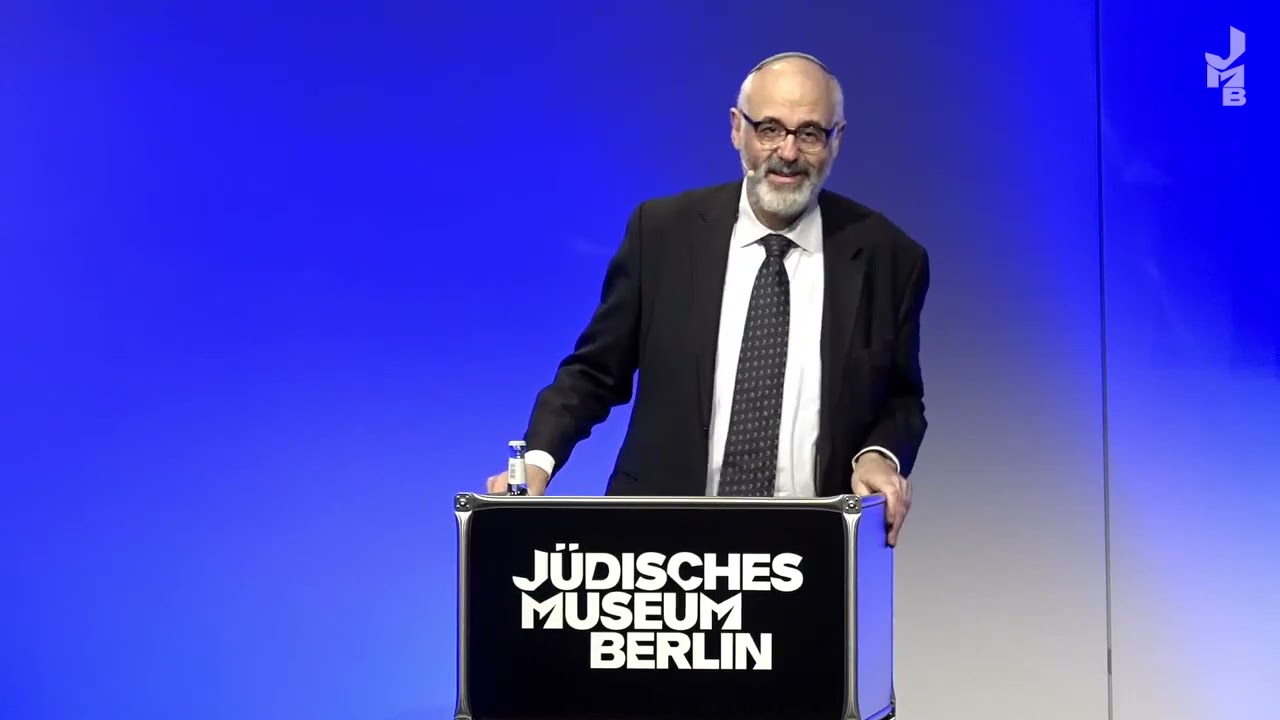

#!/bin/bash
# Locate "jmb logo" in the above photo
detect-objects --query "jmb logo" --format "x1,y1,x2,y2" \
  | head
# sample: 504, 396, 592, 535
1206, 27, 1246, 106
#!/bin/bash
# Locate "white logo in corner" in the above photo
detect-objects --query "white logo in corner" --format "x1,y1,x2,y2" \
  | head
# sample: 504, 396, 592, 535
1206, 27, 1246, 106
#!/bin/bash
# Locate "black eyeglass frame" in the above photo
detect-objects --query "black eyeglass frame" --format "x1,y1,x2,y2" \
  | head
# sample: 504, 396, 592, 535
737, 109, 841, 151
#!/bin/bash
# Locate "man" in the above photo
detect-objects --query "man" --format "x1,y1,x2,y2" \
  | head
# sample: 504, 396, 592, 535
485, 52, 929, 546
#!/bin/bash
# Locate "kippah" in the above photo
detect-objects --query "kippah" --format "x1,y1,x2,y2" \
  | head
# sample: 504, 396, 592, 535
747, 52, 831, 75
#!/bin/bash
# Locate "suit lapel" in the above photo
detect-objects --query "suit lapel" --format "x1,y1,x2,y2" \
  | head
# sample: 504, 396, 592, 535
817, 191, 868, 488
691, 182, 741, 430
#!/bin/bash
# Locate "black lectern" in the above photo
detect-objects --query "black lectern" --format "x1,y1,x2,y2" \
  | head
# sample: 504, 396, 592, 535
453, 493, 894, 720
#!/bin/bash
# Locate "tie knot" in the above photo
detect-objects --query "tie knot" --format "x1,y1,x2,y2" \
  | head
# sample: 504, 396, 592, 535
761, 234, 794, 259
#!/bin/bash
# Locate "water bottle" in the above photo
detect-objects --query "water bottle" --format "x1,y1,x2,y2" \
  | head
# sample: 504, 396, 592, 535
507, 440, 529, 496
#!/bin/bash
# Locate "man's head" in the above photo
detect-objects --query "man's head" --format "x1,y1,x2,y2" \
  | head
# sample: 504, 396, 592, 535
731, 52, 845, 225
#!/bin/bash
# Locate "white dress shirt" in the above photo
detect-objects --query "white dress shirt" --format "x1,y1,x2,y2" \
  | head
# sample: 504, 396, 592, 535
704, 185, 825, 496
526, 183, 899, 493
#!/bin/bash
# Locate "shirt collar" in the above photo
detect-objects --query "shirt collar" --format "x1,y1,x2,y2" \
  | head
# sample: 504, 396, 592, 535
735, 180, 823, 254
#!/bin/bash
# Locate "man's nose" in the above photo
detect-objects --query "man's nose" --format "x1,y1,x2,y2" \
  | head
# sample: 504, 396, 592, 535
776, 136, 801, 162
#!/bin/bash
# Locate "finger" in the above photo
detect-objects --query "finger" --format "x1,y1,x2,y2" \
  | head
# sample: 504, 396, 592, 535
888, 499, 908, 547
890, 478, 913, 546
486, 474, 505, 494
882, 487, 903, 545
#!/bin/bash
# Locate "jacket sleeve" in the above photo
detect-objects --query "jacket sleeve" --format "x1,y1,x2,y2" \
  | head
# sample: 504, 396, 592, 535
859, 246, 930, 477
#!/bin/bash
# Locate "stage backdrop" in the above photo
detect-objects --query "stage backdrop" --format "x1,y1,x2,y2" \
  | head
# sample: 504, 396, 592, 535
1099, 2, 1279, 718
0, 0, 1273, 719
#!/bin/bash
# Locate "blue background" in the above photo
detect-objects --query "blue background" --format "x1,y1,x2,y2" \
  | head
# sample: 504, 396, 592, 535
1, 1, 1274, 719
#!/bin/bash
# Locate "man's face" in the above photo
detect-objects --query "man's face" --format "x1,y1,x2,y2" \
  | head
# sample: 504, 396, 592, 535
732, 65, 843, 220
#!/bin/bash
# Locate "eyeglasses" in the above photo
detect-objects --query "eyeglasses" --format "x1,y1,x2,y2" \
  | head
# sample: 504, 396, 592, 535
738, 110, 837, 152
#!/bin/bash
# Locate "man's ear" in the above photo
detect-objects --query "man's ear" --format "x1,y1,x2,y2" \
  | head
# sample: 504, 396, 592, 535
730, 108, 743, 150
829, 123, 846, 156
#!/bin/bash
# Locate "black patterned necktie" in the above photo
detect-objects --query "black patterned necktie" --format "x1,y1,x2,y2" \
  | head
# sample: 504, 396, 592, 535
718, 233, 794, 497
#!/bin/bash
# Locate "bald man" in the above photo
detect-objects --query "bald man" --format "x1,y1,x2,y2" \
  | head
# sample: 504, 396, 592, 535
486, 52, 929, 546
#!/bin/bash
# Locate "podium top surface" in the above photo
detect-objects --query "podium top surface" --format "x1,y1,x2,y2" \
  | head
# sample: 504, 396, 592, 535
454, 492, 883, 514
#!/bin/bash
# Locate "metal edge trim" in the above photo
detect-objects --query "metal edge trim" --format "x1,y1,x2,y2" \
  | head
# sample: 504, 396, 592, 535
457, 492, 882, 512
454, 496, 473, 720
843, 503, 862, 720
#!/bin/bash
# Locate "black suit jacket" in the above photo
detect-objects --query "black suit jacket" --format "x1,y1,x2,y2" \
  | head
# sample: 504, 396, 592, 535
524, 180, 929, 497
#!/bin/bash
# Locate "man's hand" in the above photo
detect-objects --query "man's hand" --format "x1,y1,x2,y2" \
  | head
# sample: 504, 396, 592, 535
851, 453, 912, 547
485, 465, 550, 496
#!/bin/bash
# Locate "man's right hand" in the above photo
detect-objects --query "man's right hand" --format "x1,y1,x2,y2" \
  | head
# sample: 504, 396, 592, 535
485, 465, 550, 496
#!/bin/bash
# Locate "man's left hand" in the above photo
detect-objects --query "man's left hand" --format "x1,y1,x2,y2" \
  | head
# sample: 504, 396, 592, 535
851, 453, 912, 547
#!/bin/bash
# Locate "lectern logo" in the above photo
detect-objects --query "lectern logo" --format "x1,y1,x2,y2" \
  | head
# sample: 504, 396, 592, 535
512, 543, 805, 670
1206, 26, 1246, 106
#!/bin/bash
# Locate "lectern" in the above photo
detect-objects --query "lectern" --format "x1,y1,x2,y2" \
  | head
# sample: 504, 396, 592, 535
453, 493, 895, 720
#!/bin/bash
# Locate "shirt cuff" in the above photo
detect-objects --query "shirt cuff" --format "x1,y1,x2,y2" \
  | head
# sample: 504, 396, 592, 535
524, 449, 556, 477
854, 446, 900, 473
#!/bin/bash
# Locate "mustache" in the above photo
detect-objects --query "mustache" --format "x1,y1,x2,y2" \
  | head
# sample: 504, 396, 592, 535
762, 157, 812, 176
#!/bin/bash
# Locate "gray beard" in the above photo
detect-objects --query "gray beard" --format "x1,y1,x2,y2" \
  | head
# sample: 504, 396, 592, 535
742, 153, 828, 221
748, 173, 815, 218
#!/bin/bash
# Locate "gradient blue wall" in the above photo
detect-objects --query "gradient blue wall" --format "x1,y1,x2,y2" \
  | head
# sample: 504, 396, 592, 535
1100, 1, 1279, 717
0, 1, 1273, 719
